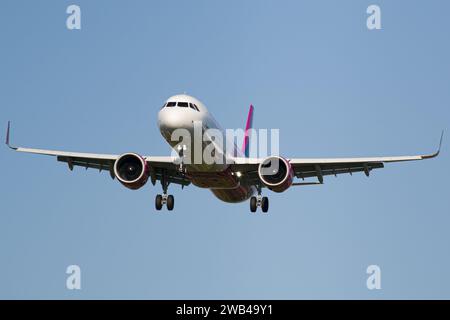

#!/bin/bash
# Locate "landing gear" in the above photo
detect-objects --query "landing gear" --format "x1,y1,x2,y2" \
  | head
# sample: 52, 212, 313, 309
250, 186, 269, 213
155, 193, 175, 211
167, 194, 174, 211
261, 196, 269, 213
155, 169, 175, 211
250, 197, 257, 213
155, 194, 163, 210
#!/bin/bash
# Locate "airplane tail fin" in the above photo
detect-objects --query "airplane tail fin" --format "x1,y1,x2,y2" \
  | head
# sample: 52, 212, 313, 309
241, 104, 254, 157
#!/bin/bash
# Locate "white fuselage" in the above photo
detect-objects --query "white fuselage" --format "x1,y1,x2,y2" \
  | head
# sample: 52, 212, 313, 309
157, 94, 255, 203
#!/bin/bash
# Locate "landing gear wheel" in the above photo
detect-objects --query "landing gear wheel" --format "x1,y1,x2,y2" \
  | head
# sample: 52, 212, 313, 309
261, 196, 269, 213
250, 196, 257, 213
166, 195, 174, 211
155, 194, 163, 211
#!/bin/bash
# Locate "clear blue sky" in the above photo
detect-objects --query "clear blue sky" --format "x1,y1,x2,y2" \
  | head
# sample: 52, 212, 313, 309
1, 0, 449, 299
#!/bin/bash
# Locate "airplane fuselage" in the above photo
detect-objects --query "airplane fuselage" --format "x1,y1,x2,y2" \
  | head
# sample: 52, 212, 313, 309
158, 94, 256, 203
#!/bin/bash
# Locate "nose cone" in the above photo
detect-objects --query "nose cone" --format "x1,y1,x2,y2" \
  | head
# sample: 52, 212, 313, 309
158, 107, 191, 131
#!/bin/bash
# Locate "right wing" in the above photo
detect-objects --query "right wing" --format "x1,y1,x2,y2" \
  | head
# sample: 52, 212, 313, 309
5, 122, 190, 187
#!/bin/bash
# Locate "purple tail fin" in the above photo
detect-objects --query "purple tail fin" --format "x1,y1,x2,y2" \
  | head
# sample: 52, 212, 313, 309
241, 104, 254, 157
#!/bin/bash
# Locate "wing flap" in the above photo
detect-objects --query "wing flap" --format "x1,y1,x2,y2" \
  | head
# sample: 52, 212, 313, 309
293, 162, 384, 179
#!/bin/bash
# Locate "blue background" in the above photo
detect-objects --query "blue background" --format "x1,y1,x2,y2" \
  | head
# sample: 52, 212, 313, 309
1, 0, 449, 299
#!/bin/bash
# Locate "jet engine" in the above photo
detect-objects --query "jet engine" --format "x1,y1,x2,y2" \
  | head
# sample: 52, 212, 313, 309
114, 153, 149, 190
258, 156, 294, 193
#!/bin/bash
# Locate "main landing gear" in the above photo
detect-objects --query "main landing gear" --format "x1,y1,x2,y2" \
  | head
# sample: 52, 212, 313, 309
250, 186, 269, 213
155, 170, 174, 211
155, 193, 174, 211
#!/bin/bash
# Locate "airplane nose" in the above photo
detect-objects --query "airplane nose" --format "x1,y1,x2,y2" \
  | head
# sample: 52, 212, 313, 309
158, 108, 191, 131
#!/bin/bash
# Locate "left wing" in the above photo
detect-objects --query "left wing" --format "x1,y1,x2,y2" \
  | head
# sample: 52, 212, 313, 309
5, 121, 188, 186
231, 132, 443, 185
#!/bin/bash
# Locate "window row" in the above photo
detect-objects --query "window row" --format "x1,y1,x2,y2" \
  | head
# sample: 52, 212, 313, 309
162, 101, 200, 111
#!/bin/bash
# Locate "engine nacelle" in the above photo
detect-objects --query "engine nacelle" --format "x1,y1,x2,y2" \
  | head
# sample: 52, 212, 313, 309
258, 156, 294, 193
114, 153, 149, 190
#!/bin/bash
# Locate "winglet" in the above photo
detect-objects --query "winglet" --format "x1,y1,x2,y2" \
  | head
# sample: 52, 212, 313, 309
241, 104, 254, 157
437, 129, 444, 155
5, 121, 17, 150
422, 130, 444, 159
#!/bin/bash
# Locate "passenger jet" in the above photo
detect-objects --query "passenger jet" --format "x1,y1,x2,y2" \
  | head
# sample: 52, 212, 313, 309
6, 94, 443, 212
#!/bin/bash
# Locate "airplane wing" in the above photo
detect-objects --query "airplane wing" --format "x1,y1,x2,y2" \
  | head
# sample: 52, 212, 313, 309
5, 122, 189, 187
232, 131, 443, 185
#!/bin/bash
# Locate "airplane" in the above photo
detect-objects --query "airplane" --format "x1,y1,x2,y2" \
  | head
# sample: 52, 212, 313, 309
6, 94, 443, 213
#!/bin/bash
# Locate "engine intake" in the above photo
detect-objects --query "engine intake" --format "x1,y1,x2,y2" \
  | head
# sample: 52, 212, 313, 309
258, 156, 293, 193
114, 153, 149, 190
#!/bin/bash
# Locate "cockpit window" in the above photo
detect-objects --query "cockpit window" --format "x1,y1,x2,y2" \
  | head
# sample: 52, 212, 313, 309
189, 103, 200, 111
165, 101, 200, 111
161, 103, 166, 109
